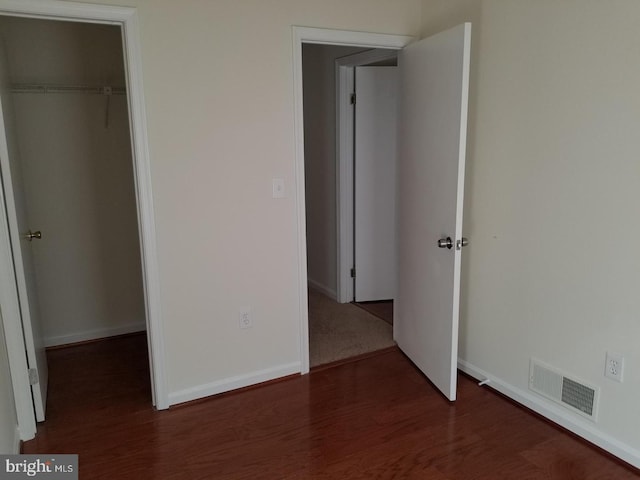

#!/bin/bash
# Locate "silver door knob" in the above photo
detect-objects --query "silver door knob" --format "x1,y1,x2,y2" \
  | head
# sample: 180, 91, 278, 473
456, 237, 469, 250
24, 230, 42, 241
438, 236, 453, 249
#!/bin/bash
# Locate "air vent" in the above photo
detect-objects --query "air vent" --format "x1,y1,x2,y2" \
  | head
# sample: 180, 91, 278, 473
529, 358, 599, 421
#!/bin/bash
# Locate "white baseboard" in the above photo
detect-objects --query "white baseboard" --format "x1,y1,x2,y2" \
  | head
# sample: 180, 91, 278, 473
168, 362, 301, 406
307, 278, 337, 300
44, 322, 146, 348
458, 359, 640, 469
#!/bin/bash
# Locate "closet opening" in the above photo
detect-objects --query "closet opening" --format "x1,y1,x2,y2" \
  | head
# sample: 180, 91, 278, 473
0, 15, 151, 422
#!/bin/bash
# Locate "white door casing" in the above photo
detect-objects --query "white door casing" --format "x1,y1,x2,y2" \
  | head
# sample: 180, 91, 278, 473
354, 66, 397, 302
394, 23, 471, 401
0, 38, 48, 421
0, 0, 168, 441
293, 27, 412, 373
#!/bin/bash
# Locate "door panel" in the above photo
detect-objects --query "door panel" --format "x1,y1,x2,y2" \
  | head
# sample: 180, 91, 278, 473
394, 24, 471, 401
0, 40, 48, 420
354, 66, 397, 302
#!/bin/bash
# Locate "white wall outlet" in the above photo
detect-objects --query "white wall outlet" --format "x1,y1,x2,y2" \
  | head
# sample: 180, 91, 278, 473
604, 352, 624, 382
272, 178, 285, 198
239, 307, 252, 329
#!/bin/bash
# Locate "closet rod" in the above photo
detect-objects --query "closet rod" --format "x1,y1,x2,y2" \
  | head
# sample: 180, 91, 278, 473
11, 84, 126, 95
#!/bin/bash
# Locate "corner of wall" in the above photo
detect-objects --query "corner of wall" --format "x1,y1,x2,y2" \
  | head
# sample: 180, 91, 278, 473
420, 0, 482, 38
458, 359, 640, 470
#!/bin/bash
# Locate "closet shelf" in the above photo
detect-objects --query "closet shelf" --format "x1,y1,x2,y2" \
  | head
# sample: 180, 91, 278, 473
11, 84, 126, 95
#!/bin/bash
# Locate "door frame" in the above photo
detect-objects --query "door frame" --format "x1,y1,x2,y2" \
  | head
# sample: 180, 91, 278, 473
292, 27, 412, 373
0, 0, 169, 441
335, 49, 398, 304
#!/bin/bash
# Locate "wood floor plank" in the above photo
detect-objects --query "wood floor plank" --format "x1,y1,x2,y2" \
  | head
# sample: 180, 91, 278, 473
23, 335, 638, 479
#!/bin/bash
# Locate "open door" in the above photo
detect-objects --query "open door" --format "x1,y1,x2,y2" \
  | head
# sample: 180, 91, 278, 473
0, 40, 48, 421
394, 23, 471, 401
354, 66, 397, 302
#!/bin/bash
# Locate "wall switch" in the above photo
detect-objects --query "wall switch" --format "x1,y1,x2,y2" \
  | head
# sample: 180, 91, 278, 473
239, 307, 252, 329
605, 352, 624, 382
272, 178, 285, 198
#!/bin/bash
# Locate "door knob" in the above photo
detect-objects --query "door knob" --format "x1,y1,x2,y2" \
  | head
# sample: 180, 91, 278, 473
438, 236, 453, 249
24, 230, 42, 241
456, 237, 469, 250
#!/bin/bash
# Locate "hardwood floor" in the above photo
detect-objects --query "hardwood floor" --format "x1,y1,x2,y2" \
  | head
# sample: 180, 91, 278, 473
353, 300, 393, 325
24, 334, 637, 479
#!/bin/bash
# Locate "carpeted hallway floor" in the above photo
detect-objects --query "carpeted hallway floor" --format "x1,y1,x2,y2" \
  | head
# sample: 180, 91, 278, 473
308, 289, 395, 367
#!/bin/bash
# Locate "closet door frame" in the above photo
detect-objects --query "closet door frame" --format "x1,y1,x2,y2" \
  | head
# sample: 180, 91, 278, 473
0, 0, 168, 442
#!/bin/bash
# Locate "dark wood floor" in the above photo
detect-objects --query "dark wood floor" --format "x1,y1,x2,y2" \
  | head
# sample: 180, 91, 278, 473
353, 300, 394, 325
24, 334, 637, 479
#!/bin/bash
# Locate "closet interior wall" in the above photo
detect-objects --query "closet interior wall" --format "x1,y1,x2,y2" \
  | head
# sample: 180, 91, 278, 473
0, 16, 145, 347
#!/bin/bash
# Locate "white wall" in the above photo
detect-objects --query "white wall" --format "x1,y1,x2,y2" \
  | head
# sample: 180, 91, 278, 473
303, 44, 364, 299
0, 17, 145, 346
44, 0, 421, 401
423, 0, 640, 465
0, 309, 18, 453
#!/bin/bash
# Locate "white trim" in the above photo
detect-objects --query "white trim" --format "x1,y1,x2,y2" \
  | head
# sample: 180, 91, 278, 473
335, 64, 354, 304
12, 426, 20, 454
336, 48, 398, 67
0, 0, 169, 443
458, 359, 640, 469
168, 362, 301, 406
43, 322, 146, 348
120, 3, 169, 411
0, 0, 132, 22
0, 159, 36, 440
307, 278, 337, 301
295, 27, 412, 49
292, 26, 413, 374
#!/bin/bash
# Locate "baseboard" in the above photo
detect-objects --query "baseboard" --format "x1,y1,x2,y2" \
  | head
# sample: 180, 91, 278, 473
307, 278, 337, 300
458, 359, 640, 469
168, 362, 301, 406
44, 322, 146, 348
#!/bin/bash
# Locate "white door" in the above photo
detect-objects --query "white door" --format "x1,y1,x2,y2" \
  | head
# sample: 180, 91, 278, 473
394, 23, 471, 401
0, 41, 48, 420
354, 66, 397, 302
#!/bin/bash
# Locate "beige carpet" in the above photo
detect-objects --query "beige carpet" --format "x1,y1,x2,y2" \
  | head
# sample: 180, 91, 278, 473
309, 289, 395, 367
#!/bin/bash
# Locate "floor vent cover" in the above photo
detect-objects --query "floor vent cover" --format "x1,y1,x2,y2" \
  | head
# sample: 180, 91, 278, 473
529, 359, 599, 421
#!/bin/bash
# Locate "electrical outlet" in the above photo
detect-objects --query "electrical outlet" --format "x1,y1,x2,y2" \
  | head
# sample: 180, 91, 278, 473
605, 352, 624, 382
239, 307, 252, 329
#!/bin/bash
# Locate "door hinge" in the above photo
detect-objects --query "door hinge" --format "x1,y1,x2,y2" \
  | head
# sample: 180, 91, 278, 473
28, 368, 39, 386
350, 267, 356, 278
350, 93, 356, 105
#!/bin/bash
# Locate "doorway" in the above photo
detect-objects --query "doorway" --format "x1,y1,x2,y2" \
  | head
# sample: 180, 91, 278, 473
302, 43, 398, 367
0, 1, 167, 443
336, 49, 399, 327
0, 14, 147, 413
293, 25, 472, 401
294, 30, 410, 373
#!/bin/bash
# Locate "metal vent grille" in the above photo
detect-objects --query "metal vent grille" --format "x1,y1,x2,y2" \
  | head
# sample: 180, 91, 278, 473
529, 358, 599, 421
531, 362, 562, 401
562, 377, 595, 416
